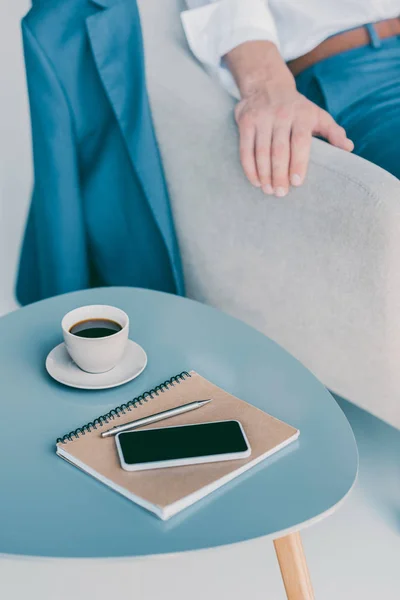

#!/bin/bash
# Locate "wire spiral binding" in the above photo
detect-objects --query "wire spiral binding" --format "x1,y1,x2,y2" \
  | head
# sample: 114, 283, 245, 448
56, 371, 191, 444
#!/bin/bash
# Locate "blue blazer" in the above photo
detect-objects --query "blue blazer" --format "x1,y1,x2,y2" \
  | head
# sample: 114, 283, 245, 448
17, 0, 184, 305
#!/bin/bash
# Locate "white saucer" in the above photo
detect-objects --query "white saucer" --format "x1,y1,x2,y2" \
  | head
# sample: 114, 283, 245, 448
46, 340, 147, 390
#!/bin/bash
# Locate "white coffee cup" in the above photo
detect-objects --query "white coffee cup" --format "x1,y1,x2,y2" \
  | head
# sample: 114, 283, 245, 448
62, 305, 129, 373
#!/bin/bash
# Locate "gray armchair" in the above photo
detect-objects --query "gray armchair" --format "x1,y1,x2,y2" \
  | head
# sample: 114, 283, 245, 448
139, 0, 400, 429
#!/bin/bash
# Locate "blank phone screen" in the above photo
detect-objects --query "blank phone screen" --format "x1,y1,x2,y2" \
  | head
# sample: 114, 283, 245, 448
118, 421, 248, 465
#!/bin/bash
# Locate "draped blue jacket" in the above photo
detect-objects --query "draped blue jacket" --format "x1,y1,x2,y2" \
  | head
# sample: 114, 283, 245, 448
17, 0, 184, 304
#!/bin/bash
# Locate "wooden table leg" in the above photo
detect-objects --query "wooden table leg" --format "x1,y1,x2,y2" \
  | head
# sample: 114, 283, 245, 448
273, 532, 314, 600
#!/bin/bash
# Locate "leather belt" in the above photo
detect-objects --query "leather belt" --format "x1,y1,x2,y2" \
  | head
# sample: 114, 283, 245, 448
287, 17, 400, 77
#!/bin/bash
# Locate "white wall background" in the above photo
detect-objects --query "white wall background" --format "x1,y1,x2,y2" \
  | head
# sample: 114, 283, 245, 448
0, 1, 32, 315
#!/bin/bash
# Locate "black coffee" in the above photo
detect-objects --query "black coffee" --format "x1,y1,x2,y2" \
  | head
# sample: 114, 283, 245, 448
69, 318, 122, 338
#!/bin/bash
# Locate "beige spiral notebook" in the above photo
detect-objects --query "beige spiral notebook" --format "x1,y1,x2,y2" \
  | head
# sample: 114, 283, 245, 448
56, 371, 299, 520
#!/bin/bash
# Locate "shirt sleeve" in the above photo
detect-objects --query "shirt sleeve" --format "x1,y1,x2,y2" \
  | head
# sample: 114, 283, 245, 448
181, 0, 279, 98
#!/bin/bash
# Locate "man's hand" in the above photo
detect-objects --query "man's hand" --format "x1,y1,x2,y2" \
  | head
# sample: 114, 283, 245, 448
225, 41, 354, 197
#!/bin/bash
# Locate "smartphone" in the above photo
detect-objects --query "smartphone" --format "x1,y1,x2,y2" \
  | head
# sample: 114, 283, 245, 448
115, 420, 251, 471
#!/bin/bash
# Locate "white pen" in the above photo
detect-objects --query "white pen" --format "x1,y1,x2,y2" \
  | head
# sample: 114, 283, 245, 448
101, 399, 212, 438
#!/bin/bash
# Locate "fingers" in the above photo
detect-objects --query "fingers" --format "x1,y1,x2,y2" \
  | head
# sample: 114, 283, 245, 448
236, 99, 354, 199
271, 125, 291, 196
289, 124, 312, 187
245, 119, 313, 197
238, 118, 260, 188
255, 125, 273, 194
315, 109, 354, 151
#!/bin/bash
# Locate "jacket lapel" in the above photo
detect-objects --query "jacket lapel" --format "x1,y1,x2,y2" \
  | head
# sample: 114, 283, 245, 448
86, 0, 181, 287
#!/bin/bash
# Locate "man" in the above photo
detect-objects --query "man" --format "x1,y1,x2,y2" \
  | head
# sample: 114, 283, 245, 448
181, 1, 400, 197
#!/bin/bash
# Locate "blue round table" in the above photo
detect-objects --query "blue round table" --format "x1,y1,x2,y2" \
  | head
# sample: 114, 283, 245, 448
0, 288, 358, 599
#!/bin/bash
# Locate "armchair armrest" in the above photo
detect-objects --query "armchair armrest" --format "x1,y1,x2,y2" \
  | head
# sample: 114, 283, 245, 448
139, 0, 400, 428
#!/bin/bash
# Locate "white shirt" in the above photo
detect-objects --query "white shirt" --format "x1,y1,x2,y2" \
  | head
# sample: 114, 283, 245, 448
181, 0, 400, 97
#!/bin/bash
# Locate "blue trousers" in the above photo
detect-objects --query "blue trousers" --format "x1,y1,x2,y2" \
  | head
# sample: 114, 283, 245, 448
296, 30, 400, 179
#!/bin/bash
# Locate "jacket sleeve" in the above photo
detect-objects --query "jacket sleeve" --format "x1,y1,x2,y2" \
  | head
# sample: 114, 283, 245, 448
18, 20, 89, 303
181, 0, 279, 98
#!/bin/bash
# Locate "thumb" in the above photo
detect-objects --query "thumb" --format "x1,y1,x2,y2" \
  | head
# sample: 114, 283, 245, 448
313, 107, 354, 151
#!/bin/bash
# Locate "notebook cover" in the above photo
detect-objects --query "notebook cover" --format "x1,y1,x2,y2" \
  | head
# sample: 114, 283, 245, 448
56, 371, 298, 518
